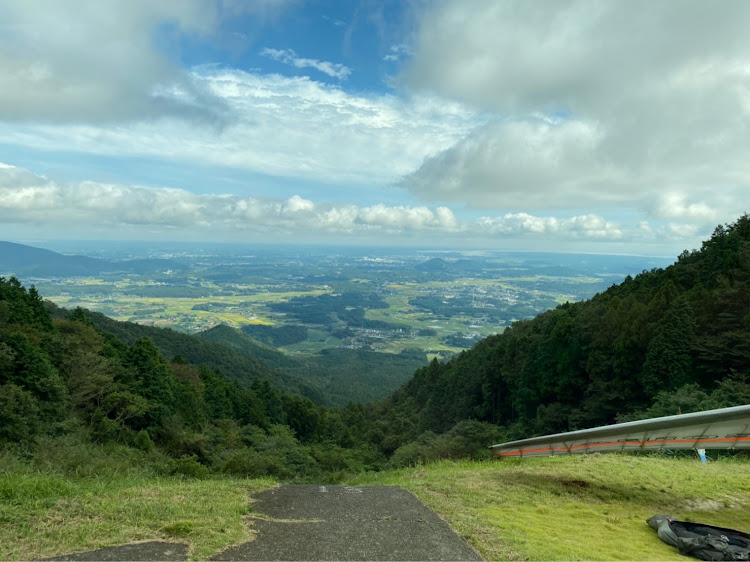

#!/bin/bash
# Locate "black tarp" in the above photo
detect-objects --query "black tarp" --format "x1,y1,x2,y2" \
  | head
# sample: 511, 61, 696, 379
648, 515, 750, 561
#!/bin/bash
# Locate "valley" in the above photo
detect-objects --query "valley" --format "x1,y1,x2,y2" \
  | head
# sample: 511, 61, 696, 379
2, 218, 750, 562
9, 242, 671, 361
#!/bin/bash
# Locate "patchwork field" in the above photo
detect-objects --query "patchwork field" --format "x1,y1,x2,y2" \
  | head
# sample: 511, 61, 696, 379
20, 247, 671, 359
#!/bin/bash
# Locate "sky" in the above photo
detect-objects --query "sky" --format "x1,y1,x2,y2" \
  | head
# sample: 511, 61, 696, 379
0, 0, 748, 256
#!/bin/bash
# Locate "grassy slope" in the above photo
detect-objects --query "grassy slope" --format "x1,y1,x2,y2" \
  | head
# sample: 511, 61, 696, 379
0, 467, 275, 561
5, 452, 748, 561
348, 454, 750, 561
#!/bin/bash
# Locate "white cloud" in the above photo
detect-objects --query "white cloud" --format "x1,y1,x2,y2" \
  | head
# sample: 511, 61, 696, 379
476, 213, 623, 239
626, 219, 706, 243
383, 44, 412, 63
322, 15, 346, 27
6, 164, 690, 246
1, 68, 482, 187
667, 223, 702, 239
261, 48, 351, 80
0, 164, 460, 236
406, 0, 750, 115
402, 117, 616, 209
357, 204, 458, 231
400, 0, 750, 227
0, 0, 305, 123
0, 0, 228, 123
282, 195, 315, 213
655, 193, 717, 222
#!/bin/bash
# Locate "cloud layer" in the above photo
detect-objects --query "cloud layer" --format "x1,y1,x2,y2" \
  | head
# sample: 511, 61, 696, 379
402, 0, 750, 227
0, 163, 457, 236
0, 0, 227, 123
2, 68, 481, 188
0, 1, 745, 254
0, 163, 705, 249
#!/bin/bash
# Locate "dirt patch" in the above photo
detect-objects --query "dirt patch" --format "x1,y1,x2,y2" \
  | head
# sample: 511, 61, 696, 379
684, 498, 724, 512
561, 479, 591, 489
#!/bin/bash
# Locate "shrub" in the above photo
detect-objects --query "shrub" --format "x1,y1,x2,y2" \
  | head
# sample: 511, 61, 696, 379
165, 455, 209, 479
0, 384, 41, 445
133, 429, 155, 452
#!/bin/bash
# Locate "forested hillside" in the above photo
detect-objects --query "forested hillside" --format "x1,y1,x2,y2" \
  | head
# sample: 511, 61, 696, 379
0, 278, 384, 480
61, 308, 323, 402
48, 311, 424, 407
197, 324, 425, 405
3, 217, 749, 480
368, 215, 750, 458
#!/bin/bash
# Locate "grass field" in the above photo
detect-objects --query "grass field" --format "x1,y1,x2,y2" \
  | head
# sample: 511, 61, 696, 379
5, 450, 746, 561
0, 459, 275, 561
348, 454, 750, 561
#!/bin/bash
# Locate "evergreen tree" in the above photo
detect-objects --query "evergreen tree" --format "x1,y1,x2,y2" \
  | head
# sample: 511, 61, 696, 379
641, 296, 697, 395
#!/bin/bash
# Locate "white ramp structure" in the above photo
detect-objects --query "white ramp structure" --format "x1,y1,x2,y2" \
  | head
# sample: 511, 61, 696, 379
491, 404, 750, 458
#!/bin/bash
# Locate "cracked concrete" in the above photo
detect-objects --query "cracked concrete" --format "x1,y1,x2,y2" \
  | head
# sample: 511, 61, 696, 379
210, 485, 482, 561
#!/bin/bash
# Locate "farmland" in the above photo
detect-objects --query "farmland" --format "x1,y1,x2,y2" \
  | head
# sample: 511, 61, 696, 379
15, 243, 671, 360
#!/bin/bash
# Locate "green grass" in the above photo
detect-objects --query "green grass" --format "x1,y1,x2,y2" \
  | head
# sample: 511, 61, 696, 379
0, 467, 275, 561
348, 454, 750, 561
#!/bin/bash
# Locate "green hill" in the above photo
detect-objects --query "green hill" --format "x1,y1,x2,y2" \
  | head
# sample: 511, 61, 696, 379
367, 215, 750, 457
349, 455, 750, 561
197, 324, 426, 405
1, 274, 383, 481
55, 312, 425, 406
0, 241, 191, 277
66, 308, 324, 402
196, 324, 307, 372
0, 241, 106, 276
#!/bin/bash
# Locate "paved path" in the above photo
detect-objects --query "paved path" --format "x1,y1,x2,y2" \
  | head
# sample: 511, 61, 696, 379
212, 485, 482, 561
43, 485, 482, 561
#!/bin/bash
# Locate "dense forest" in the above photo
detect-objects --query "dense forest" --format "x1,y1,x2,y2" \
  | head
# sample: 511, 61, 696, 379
69, 313, 424, 407
0, 277, 395, 480
2, 216, 749, 480
367, 215, 750, 462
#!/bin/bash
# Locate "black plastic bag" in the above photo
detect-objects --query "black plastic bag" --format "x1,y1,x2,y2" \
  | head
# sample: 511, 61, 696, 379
648, 515, 750, 561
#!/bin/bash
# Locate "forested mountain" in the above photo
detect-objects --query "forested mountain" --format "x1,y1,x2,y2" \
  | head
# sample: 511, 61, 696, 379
45, 310, 423, 407
369, 215, 750, 454
197, 324, 425, 405
65, 308, 325, 400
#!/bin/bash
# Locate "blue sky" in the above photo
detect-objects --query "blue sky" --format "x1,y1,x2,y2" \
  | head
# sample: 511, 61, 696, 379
1, 0, 748, 255
172, 1, 405, 93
